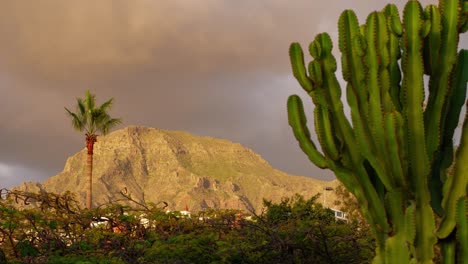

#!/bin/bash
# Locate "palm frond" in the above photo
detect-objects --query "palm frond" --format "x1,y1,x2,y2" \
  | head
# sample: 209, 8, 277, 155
76, 98, 88, 126
95, 110, 122, 135
88, 109, 98, 135
99, 98, 114, 112
101, 117, 122, 135
77, 98, 86, 115
84, 90, 95, 114
65, 107, 86, 132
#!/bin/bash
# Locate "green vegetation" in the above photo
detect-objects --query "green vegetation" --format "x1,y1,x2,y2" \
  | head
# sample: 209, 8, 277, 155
0, 190, 373, 263
287, 0, 467, 263
65, 90, 122, 209
333, 183, 368, 229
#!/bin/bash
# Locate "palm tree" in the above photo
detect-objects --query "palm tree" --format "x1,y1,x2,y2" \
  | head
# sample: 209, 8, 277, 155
65, 90, 122, 209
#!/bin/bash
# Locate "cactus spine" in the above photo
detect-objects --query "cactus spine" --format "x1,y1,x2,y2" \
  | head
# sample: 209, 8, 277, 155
287, 0, 468, 263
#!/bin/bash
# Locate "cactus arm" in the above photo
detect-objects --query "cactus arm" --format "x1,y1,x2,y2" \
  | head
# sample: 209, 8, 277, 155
385, 190, 405, 234
439, 197, 468, 264
423, 5, 445, 215
308, 60, 323, 87
440, 237, 456, 264
383, 4, 403, 111
287, 95, 328, 169
461, 1, 468, 33
364, 11, 398, 190
439, 104, 468, 238
443, 49, 468, 138
313, 33, 389, 233
314, 105, 340, 160
385, 232, 411, 263
290, 43, 314, 93
384, 112, 408, 190
424, 0, 462, 216
382, 201, 418, 263
405, 202, 417, 247
308, 61, 331, 107
424, 0, 461, 160
433, 50, 468, 217
363, 11, 385, 149
314, 34, 342, 109
312, 34, 357, 164
346, 85, 388, 186
374, 11, 394, 113
401, 2, 437, 262
339, 10, 402, 205
346, 83, 391, 210
338, 10, 368, 115
440, 50, 468, 183
307, 58, 344, 161
432, 50, 468, 217
401, 0, 431, 187
338, 10, 371, 143
423, 5, 442, 76
338, 11, 379, 168
385, 230, 411, 263
289, 37, 387, 229
457, 197, 468, 262
401, 0, 430, 202
339, 10, 397, 193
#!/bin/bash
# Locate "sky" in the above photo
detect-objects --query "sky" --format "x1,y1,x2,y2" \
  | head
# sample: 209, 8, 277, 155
0, 0, 466, 189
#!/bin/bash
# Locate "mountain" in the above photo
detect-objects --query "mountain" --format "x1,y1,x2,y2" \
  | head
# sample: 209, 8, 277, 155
14, 126, 338, 213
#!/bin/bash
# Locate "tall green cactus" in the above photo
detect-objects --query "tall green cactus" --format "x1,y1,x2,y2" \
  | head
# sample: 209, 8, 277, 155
287, 0, 468, 263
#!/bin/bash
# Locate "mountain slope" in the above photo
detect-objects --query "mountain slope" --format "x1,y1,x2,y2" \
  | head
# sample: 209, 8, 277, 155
15, 126, 338, 213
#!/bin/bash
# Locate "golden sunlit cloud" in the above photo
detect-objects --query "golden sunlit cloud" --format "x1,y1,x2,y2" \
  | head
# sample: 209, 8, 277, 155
0, 0, 291, 78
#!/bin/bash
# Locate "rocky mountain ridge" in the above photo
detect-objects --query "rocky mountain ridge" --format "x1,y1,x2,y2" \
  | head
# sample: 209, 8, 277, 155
14, 126, 338, 213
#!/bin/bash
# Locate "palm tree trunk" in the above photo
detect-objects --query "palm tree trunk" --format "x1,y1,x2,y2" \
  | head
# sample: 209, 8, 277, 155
85, 134, 97, 209
86, 152, 93, 209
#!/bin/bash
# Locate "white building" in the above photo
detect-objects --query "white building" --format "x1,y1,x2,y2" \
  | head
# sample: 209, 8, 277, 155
330, 208, 348, 222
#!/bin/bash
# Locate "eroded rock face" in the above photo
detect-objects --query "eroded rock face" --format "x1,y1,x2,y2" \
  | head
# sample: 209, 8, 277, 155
14, 126, 338, 213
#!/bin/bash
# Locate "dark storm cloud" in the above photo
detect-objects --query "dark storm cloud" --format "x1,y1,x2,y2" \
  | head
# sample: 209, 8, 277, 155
0, 0, 464, 188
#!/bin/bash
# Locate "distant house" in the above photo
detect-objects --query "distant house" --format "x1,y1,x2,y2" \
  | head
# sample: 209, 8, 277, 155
165, 209, 191, 218
330, 208, 348, 222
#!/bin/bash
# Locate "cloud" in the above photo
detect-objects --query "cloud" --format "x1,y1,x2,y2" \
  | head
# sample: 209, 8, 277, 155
0, 1, 289, 80
0, 0, 424, 80
0, 162, 48, 189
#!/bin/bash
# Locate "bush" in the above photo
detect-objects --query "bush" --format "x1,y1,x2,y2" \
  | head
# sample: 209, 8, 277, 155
0, 190, 374, 263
